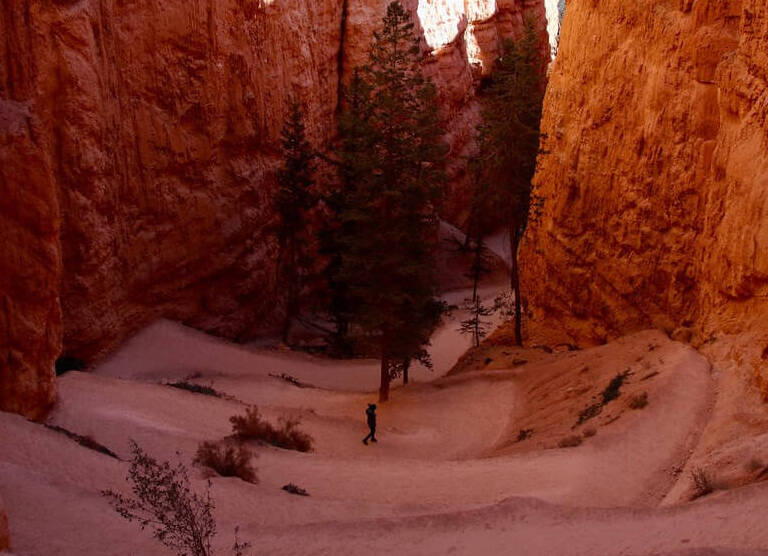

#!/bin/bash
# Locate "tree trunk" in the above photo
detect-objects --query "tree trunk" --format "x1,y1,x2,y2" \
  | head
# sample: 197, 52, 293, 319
379, 332, 391, 401
281, 241, 298, 345
402, 359, 410, 386
379, 353, 390, 402
510, 233, 523, 347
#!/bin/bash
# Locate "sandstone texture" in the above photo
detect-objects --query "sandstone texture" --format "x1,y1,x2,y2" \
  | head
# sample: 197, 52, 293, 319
522, 0, 768, 395
0, 0, 547, 417
0, 493, 8, 550
0, 100, 59, 420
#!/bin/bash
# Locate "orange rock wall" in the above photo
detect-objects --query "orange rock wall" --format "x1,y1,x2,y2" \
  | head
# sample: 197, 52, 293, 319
1, 0, 547, 418
523, 0, 768, 392
0, 99, 60, 420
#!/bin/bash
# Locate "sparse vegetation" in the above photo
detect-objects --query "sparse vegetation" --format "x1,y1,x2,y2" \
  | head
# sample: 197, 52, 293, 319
602, 370, 631, 404
577, 370, 632, 425
627, 391, 649, 410
517, 428, 534, 442
582, 427, 597, 438
44, 424, 118, 459
103, 441, 250, 556
194, 441, 258, 484
558, 435, 583, 448
746, 457, 765, 473
230, 406, 314, 453
282, 483, 309, 496
268, 373, 308, 388
167, 381, 221, 398
690, 467, 714, 500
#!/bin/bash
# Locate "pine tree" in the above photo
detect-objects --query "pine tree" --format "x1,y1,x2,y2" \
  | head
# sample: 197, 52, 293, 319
318, 70, 375, 356
473, 18, 546, 346
274, 102, 316, 344
334, 1, 448, 401
459, 238, 495, 347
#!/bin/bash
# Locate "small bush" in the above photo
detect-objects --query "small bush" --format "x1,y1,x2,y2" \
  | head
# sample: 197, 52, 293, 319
516, 428, 534, 442
690, 467, 714, 500
558, 435, 583, 448
103, 441, 218, 556
577, 402, 603, 425
230, 406, 313, 453
582, 427, 597, 438
282, 483, 309, 496
746, 457, 765, 473
195, 441, 257, 484
601, 370, 631, 405
627, 391, 649, 409
576, 370, 631, 425
268, 373, 307, 388
168, 381, 221, 398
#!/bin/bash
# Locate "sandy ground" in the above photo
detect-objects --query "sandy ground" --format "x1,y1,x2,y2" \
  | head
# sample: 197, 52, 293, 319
2, 320, 768, 555
2, 230, 768, 555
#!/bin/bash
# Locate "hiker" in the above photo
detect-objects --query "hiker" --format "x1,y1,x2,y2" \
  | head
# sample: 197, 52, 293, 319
362, 403, 377, 445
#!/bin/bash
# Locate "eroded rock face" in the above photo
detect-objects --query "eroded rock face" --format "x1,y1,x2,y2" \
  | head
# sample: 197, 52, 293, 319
1, 0, 547, 417
522, 0, 768, 393
0, 100, 59, 420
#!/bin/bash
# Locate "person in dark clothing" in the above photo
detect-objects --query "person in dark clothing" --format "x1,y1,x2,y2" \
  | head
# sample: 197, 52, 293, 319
363, 403, 377, 445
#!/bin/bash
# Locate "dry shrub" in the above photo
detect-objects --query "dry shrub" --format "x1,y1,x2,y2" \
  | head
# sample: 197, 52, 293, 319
230, 406, 313, 453
167, 381, 221, 398
627, 391, 649, 410
516, 428, 534, 442
582, 427, 597, 438
690, 467, 714, 500
558, 435, 583, 448
103, 441, 217, 556
282, 483, 309, 496
195, 441, 257, 484
104, 441, 251, 556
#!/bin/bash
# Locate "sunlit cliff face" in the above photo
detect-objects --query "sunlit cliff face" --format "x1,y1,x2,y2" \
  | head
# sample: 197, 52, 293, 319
545, 0, 561, 53
416, 0, 497, 49
415, 0, 556, 73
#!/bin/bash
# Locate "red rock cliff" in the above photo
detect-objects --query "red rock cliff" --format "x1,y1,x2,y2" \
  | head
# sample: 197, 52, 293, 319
522, 0, 768, 393
1, 0, 546, 418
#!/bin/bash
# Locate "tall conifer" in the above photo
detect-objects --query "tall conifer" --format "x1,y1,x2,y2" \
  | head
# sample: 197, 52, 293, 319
334, 1, 447, 401
274, 102, 316, 344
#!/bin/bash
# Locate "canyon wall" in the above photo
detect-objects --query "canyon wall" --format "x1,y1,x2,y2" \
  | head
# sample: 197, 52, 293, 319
522, 0, 768, 394
0, 0, 547, 418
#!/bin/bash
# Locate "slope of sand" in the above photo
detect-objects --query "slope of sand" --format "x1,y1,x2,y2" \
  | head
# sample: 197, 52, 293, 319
2, 318, 768, 555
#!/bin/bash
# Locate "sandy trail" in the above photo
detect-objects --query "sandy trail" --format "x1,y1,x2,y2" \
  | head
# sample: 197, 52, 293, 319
1, 228, 766, 555
3, 316, 766, 555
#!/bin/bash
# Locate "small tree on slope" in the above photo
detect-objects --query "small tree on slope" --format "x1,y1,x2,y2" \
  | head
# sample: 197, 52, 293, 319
334, 1, 448, 401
